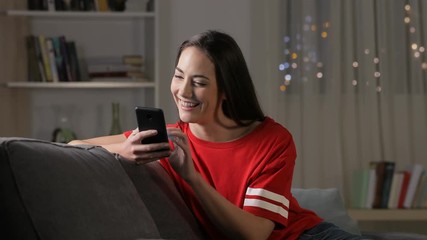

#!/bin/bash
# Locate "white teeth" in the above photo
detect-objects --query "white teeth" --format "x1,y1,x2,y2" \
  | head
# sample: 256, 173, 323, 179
181, 100, 197, 107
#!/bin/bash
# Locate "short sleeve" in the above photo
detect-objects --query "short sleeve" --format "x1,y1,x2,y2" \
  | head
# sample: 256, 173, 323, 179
242, 134, 297, 227
123, 130, 133, 138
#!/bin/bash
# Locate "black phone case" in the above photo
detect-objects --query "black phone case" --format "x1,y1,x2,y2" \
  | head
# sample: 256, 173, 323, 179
135, 107, 168, 144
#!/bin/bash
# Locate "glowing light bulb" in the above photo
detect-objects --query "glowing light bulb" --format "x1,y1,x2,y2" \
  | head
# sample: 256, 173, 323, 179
353, 61, 359, 68
374, 72, 381, 78
321, 32, 328, 38
280, 85, 287, 92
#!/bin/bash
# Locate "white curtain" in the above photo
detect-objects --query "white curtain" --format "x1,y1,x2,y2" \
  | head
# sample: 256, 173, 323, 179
273, 0, 427, 204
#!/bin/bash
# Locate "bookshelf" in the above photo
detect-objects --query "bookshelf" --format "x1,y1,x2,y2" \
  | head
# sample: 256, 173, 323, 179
3, 10, 155, 19
0, 2, 159, 140
4, 81, 155, 89
348, 209, 427, 221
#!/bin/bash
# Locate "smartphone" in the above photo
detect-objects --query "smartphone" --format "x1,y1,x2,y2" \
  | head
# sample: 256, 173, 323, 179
135, 107, 168, 144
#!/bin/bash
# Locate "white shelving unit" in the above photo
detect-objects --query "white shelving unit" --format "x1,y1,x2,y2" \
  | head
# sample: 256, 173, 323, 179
348, 209, 427, 221
4, 81, 155, 89
3, 10, 154, 18
1, 6, 158, 141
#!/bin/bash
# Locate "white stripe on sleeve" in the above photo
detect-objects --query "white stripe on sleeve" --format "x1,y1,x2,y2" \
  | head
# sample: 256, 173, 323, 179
245, 187, 289, 208
243, 198, 289, 219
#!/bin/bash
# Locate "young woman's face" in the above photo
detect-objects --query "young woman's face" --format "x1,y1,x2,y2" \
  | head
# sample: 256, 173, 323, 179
171, 47, 221, 124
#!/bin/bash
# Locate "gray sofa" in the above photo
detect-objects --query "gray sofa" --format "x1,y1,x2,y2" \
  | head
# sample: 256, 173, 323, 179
0, 137, 424, 240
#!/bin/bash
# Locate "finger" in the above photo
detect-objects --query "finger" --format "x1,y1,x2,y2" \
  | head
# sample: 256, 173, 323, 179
169, 135, 188, 150
135, 150, 170, 162
136, 142, 170, 153
135, 157, 163, 165
130, 130, 158, 143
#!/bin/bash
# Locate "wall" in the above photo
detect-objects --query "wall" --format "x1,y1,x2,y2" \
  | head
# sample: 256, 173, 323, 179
157, 0, 269, 123
0, 0, 31, 137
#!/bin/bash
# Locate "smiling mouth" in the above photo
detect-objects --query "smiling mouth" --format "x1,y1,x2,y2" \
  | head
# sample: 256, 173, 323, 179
178, 98, 200, 109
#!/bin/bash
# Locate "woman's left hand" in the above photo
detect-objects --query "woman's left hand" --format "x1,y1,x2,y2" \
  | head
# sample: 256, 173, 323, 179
167, 128, 197, 183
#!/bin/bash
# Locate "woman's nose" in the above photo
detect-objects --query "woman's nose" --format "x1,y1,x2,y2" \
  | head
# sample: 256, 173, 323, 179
179, 79, 192, 98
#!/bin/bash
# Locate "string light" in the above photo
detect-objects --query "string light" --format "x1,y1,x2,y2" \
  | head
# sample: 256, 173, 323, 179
352, 61, 359, 68
404, 17, 411, 24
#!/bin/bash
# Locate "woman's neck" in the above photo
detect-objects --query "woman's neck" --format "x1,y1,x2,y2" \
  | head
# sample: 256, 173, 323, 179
189, 120, 260, 142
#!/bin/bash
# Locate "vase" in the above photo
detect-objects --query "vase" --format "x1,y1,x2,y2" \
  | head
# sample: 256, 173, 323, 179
110, 102, 122, 135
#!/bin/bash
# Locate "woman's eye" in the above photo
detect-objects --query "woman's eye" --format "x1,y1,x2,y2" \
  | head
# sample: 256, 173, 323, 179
193, 81, 207, 87
174, 75, 183, 79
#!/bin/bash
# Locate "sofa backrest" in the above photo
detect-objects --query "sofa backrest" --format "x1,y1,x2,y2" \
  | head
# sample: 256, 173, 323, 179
0, 137, 205, 240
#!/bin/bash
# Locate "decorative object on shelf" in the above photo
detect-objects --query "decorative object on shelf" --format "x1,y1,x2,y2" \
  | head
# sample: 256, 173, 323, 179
109, 102, 122, 135
86, 55, 144, 80
108, 0, 126, 11
51, 105, 77, 143
146, 0, 154, 12
51, 116, 77, 143
125, 0, 148, 12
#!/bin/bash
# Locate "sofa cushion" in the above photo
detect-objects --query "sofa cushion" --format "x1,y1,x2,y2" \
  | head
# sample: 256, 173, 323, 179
292, 188, 361, 235
0, 137, 161, 240
119, 159, 208, 239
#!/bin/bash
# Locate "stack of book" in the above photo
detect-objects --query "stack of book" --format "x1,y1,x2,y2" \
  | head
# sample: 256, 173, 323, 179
26, 35, 81, 82
86, 55, 144, 81
27, 0, 125, 12
351, 162, 427, 209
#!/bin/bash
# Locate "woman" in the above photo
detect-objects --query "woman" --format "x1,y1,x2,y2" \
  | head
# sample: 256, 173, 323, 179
70, 30, 362, 240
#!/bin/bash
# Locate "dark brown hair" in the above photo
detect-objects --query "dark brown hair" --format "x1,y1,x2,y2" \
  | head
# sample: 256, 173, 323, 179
175, 30, 264, 126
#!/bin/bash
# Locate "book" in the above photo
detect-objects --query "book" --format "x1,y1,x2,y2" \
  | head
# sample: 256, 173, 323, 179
46, 38, 60, 82
51, 37, 67, 82
351, 169, 370, 208
403, 164, 424, 208
371, 161, 387, 208
47, 0, 56, 11
28, 0, 44, 10
122, 55, 144, 66
380, 161, 395, 208
419, 174, 427, 208
365, 167, 377, 208
412, 171, 426, 208
86, 56, 144, 80
58, 36, 73, 81
38, 35, 53, 82
26, 35, 42, 82
33, 35, 47, 82
398, 171, 411, 208
66, 41, 81, 81
95, 0, 109, 11
387, 172, 404, 209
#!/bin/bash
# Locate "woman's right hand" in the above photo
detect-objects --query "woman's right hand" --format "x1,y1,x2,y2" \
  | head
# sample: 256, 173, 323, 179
69, 128, 171, 164
120, 128, 171, 164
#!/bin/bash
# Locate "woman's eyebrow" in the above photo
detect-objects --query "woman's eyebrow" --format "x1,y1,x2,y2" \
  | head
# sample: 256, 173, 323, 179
175, 67, 210, 80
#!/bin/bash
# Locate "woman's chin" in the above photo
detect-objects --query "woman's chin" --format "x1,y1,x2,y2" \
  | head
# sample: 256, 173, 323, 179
178, 113, 194, 123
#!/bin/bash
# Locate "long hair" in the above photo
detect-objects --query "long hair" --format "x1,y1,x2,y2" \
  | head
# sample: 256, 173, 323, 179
175, 30, 265, 126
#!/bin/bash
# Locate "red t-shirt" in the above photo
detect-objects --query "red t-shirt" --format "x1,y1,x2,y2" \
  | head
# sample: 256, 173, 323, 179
126, 117, 322, 239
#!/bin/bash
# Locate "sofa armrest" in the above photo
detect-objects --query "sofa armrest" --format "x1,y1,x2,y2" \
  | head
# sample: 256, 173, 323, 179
292, 188, 361, 235
0, 137, 161, 240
